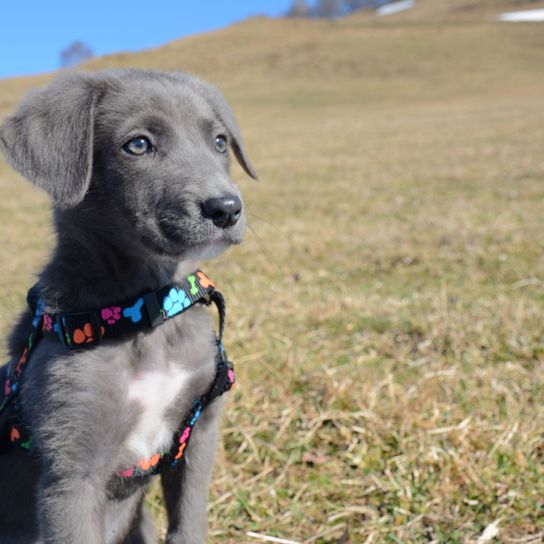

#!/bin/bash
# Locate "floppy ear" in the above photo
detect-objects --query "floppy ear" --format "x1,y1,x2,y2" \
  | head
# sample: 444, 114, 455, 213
0, 73, 99, 209
192, 79, 258, 180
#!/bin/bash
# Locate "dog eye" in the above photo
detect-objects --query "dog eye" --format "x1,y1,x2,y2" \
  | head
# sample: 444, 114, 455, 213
123, 136, 152, 156
214, 135, 228, 154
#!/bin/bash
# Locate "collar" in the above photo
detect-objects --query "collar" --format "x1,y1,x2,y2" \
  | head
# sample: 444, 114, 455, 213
29, 269, 220, 348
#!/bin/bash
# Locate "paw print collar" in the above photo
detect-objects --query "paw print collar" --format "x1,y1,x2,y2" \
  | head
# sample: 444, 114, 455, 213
30, 269, 219, 349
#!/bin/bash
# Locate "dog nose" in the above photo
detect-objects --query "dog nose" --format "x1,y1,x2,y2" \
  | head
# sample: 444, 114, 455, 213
201, 196, 242, 228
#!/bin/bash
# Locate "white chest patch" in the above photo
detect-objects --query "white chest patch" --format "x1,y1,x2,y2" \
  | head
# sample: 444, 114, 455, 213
125, 366, 191, 459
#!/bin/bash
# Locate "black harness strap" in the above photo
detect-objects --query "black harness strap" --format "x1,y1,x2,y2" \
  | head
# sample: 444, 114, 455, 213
0, 270, 235, 478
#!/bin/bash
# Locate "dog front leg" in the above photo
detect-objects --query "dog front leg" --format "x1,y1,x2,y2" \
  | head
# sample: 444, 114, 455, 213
37, 471, 107, 543
161, 399, 224, 544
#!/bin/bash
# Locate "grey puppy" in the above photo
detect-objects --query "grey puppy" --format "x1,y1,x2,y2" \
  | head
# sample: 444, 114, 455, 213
0, 69, 256, 543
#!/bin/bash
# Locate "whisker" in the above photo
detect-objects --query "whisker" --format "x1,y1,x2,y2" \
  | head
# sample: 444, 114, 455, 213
246, 212, 286, 237
160, 155, 273, 257
247, 223, 270, 258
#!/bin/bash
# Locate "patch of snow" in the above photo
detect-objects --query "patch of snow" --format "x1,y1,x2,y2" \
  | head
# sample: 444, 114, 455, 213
499, 8, 544, 22
376, 0, 415, 16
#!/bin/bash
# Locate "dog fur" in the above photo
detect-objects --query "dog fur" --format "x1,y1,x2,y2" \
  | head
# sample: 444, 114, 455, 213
0, 69, 256, 543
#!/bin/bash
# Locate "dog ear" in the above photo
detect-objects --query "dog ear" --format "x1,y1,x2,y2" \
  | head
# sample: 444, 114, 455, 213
0, 73, 99, 209
193, 80, 258, 180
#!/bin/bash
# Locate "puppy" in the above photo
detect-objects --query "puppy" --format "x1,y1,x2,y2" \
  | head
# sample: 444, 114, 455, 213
0, 69, 256, 543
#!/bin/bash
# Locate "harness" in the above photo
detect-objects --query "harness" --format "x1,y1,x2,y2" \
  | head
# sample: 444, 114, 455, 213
0, 270, 235, 479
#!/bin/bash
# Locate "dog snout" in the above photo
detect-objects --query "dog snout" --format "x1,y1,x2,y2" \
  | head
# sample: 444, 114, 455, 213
201, 195, 242, 229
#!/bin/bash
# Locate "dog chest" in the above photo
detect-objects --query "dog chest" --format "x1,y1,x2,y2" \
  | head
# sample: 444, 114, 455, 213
125, 365, 192, 460
118, 309, 217, 463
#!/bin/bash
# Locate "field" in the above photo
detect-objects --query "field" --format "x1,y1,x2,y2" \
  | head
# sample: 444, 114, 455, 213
0, 1, 543, 542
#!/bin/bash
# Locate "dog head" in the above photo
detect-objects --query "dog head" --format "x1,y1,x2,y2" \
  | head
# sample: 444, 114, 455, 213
0, 69, 257, 261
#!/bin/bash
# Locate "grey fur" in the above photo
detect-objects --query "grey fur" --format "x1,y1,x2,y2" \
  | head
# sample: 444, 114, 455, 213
0, 69, 256, 543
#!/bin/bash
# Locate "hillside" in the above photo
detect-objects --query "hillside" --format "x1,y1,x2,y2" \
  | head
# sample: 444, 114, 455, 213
2, 4, 544, 112
377, 0, 544, 21
1, 6, 543, 543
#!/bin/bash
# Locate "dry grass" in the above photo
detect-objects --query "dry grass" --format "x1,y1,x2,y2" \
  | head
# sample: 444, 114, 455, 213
378, 0, 544, 22
0, 4, 543, 543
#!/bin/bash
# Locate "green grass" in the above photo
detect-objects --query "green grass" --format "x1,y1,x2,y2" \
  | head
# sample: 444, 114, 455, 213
1, 3, 543, 542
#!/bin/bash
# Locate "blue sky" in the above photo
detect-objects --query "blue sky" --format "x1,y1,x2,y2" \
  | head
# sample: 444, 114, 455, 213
0, 1, 291, 79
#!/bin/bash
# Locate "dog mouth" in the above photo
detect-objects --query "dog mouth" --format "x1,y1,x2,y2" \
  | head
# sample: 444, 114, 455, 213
183, 238, 232, 260
140, 215, 243, 261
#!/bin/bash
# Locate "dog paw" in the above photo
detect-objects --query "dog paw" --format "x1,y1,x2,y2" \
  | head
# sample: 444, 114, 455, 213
174, 441, 187, 460
137, 452, 161, 472
101, 306, 122, 325
187, 274, 200, 295
197, 271, 215, 289
42, 314, 53, 331
163, 288, 190, 317
123, 298, 144, 323
73, 323, 105, 344
31, 299, 45, 328
10, 426, 20, 442
15, 348, 28, 376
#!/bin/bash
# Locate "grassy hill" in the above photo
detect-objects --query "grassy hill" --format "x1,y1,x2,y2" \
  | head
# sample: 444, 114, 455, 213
1, 4, 543, 543
377, 0, 544, 21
